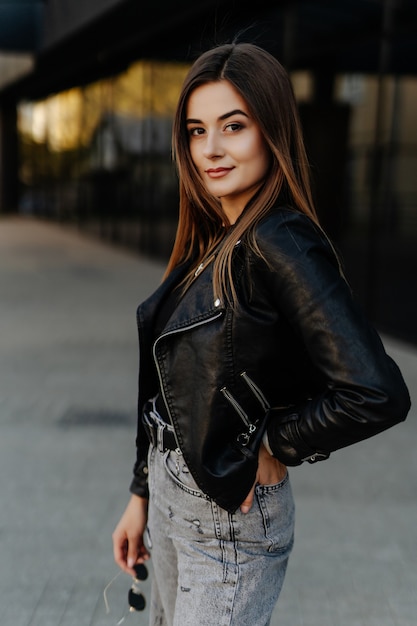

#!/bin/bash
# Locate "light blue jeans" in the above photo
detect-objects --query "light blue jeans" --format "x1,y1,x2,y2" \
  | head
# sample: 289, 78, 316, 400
146, 443, 295, 626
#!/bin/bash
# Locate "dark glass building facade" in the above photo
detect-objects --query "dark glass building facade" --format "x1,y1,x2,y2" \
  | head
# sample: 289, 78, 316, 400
1, 0, 417, 343
17, 61, 189, 260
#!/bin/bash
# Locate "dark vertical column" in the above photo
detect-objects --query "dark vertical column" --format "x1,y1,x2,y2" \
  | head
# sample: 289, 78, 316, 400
298, 68, 351, 241
0, 97, 19, 213
283, 0, 298, 71
283, 1, 351, 241
366, 0, 397, 317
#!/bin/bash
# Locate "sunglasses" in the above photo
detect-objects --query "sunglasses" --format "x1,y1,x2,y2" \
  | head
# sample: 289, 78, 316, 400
128, 563, 148, 611
104, 563, 149, 624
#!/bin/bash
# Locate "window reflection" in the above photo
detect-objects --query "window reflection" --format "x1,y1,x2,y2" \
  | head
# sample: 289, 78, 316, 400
17, 63, 417, 264
18, 59, 189, 259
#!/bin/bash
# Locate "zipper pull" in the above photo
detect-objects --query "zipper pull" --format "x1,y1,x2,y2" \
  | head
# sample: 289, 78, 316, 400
194, 262, 204, 277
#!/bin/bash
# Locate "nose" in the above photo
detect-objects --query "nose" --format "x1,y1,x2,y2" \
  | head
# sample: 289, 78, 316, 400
202, 130, 223, 159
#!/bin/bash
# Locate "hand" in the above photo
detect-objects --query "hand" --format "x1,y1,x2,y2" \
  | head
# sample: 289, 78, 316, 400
240, 443, 287, 514
112, 494, 150, 576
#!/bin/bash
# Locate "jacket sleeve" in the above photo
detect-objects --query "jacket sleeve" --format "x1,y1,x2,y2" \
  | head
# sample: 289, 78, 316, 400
130, 457, 150, 499
129, 385, 151, 499
255, 209, 411, 466
128, 303, 155, 499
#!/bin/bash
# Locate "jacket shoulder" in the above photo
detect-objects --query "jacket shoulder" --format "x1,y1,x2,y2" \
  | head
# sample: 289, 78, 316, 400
256, 206, 328, 244
253, 206, 339, 271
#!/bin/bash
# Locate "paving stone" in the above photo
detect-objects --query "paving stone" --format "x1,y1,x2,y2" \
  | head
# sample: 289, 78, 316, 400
0, 216, 415, 625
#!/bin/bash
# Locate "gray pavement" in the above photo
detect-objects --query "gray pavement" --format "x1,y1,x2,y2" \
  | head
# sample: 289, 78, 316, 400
0, 215, 416, 626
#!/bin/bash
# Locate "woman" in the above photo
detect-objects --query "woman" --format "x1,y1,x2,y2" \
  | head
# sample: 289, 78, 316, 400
112, 42, 410, 626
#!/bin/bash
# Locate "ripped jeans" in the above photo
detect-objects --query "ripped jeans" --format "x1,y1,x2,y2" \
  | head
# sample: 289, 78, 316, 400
146, 443, 295, 626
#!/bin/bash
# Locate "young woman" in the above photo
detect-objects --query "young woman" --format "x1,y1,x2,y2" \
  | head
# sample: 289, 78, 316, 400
112, 42, 410, 626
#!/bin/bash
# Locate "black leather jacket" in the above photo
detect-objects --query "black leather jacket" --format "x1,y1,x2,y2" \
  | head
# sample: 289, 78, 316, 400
130, 208, 410, 513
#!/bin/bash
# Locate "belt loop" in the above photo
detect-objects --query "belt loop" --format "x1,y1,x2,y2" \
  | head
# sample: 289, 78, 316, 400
142, 407, 156, 447
157, 421, 166, 453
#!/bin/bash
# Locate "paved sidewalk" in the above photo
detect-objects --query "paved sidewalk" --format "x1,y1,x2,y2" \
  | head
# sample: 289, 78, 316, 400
0, 216, 416, 626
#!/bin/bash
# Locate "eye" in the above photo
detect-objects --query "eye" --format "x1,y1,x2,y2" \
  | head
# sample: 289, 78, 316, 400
224, 122, 243, 132
188, 127, 205, 137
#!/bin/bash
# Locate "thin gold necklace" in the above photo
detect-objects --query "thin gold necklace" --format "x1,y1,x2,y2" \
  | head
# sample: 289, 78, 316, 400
193, 232, 241, 279
194, 253, 216, 278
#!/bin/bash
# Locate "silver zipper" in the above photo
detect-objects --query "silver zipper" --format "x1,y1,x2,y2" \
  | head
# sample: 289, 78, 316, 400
240, 371, 270, 412
152, 311, 223, 448
220, 386, 257, 446
240, 371, 293, 413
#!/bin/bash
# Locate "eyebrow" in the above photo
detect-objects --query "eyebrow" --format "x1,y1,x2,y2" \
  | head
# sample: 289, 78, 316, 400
186, 109, 249, 124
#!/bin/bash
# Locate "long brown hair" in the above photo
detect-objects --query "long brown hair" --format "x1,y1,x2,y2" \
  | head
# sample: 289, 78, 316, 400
167, 42, 319, 303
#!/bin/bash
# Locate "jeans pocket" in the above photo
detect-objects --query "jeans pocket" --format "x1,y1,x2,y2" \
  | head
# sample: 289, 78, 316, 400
256, 469, 289, 493
256, 474, 295, 554
162, 450, 209, 500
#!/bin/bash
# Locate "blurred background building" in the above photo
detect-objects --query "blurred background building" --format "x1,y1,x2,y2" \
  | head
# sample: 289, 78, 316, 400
0, 0, 416, 343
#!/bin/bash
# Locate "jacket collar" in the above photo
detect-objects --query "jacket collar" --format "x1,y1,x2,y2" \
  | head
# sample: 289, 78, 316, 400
161, 259, 225, 334
136, 260, 191, 331
138, 234, 246, 337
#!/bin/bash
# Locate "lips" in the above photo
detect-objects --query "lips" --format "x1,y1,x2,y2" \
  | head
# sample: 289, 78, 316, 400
205, 167, 234, 178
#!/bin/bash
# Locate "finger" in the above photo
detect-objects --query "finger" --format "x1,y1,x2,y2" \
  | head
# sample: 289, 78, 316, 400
127, 533, 152, 567
112, 530, 138, 576
112, 534, 129, 572
240, 484, 255, 514
136, 543, 151, 562
125, 536, 142, 573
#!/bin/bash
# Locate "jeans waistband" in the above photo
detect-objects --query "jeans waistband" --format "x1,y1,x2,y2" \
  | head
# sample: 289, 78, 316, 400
142, 398, 178, 453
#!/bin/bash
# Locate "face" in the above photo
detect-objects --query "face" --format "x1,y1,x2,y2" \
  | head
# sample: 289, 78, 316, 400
186, 80, 270, 224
